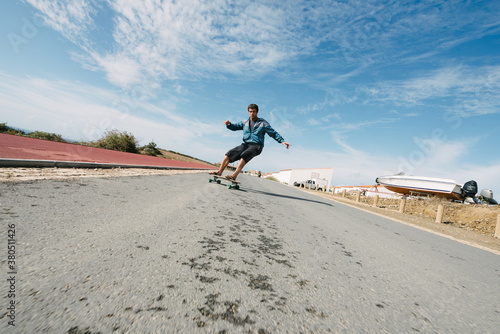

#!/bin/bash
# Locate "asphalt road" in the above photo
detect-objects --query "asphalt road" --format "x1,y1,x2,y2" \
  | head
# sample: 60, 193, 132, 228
1, 173, 499, 333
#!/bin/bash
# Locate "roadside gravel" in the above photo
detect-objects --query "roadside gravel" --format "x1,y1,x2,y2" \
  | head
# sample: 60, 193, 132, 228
0, 167, 211, 182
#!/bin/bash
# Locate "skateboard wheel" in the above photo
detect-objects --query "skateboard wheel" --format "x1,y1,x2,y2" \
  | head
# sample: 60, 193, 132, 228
228, 184, 232, 189
209, 179, 213, 183
217, 180, 221, 184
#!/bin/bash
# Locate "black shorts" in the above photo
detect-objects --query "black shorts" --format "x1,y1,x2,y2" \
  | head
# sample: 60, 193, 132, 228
226, 143, 263, 163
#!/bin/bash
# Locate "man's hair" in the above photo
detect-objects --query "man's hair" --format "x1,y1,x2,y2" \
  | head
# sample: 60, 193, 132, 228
248, 104, 259, 112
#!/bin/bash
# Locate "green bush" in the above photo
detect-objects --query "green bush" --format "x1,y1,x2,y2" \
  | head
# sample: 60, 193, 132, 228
94, 130, 139, 153
2, 123, 148, 155
0, 122, 26, 135
140, 141, 162, 156
28, 131, 67, 142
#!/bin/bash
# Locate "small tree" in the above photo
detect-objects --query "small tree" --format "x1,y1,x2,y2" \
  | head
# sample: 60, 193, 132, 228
95, 130, 139, 153
140, 141, 162, 156
28, 131, 66, 142
0, 123, 25, 135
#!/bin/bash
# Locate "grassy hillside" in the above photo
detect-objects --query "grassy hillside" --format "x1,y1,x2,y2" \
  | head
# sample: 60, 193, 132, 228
1, 122, 215, 167
159, 149, 215, 167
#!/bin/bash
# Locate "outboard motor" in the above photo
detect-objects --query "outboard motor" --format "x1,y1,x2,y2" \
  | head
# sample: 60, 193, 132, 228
481, 189, 493, 201
461, 180, 478, 198
480, 189, 498, 205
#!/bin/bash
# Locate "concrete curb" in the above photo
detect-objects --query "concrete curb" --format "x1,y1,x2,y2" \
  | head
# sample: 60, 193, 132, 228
0, 158, 213, 170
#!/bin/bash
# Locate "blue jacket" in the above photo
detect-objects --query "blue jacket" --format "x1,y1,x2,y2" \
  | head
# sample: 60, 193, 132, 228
227, 118, 284, 147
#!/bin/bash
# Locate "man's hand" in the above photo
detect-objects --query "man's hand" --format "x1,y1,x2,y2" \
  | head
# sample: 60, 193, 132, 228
282, 142, 291, 149
223, 120, 230, 126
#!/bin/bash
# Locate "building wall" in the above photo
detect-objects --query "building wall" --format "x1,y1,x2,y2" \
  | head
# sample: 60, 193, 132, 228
271, 169, 292, 183
267, 168, 333, 186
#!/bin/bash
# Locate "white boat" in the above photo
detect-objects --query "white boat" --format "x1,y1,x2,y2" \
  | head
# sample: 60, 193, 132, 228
375, 174, 463, 200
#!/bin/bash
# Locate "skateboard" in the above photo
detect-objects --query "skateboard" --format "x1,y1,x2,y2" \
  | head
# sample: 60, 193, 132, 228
208, 174, 240, 189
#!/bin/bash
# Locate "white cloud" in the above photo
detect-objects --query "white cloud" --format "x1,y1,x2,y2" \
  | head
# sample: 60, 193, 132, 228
328, 118, 398, 133
25, 0, 500, 90
91, 0, 317, 86
360, 65, 500, 116
331, 134, 364, 156
96, 53, 142, 87
361, 66, 463, 105
0, 72, 222, 151
306, 112, 341, 127
25, 0, 95, 46
299, 89, 357, 114
398, 138, 471, 175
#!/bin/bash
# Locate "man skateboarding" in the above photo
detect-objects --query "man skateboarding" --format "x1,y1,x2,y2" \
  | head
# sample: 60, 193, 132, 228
210, 104, 291, 180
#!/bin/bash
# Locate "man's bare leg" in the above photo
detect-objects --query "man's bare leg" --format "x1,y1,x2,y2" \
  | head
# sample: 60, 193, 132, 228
228, 158, 246, 180
211, 155, 231, 176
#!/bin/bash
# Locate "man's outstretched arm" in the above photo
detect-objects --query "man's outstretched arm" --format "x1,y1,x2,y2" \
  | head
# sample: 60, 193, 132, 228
224, 120, 244, 130
264, 124, 290, 149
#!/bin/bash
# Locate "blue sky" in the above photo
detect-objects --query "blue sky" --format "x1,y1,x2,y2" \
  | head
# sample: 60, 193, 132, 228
1, 0, 500, 193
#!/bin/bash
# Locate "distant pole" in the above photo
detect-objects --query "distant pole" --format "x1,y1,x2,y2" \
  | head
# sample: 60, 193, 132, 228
342, 189, 346, 198
356, 190, 361, 202
435, 204, 444, 224
495, 214, 500, 239
373, 195, 379, 208
399, 196, 406, 213
331, 187, 335, 196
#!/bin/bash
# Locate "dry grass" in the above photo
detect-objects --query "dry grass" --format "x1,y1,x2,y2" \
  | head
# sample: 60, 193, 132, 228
158, 149, 215, 166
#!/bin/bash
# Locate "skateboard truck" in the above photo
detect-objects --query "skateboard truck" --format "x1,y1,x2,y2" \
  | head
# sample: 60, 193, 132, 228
208, 174, 240, 190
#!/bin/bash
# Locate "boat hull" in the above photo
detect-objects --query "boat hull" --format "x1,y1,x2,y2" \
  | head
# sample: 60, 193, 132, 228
375, 175, 463, 200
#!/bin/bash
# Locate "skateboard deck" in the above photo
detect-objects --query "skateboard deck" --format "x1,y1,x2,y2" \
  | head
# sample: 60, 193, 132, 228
208, 174, 240, 189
